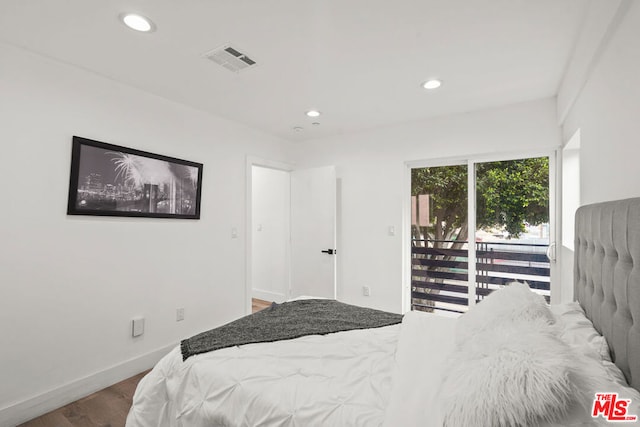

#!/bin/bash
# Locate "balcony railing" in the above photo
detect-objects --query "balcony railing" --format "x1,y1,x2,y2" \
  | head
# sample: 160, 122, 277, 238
411, 239, 550, 314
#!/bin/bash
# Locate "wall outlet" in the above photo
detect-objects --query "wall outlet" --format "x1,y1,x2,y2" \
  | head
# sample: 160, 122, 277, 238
176, 308, 185, 322
363, 286, 371, 296
132, 317, 145, 337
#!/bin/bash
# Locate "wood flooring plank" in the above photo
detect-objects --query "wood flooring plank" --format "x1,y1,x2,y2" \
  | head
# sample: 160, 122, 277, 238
18, 410, 75, 427
252, 298, 272, 313
109, 371, 149, 403
17, 370, 149, 427
71, 390, 128, 427
61, 401, 96, 427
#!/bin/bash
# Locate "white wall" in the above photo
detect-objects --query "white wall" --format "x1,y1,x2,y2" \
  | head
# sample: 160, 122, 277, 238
251, 166, 290, 302
561, 150, 581, 251
0, 42, 293, 425
292, 98, 561, 314
558, 1, 640, 299
562, 1, 640, 205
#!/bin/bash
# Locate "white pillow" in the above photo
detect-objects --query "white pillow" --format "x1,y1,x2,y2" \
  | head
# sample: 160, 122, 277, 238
562, 352, 640, 426
442, 296, 640, 426
549, 303, 640, 424
440, 317, 576, 427
456, 282, 555, 345
549, 301, 612, 362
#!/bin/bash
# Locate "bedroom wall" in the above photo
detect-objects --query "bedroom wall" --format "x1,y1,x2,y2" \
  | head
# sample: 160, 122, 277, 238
561, 1, 640, 205
558, 0, 640, 299
291, 98, 562, 314
0, 42, 293, 425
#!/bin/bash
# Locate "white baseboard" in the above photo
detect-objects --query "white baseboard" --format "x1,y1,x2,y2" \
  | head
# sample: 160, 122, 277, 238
0, 343, 176, 427
252, 288, 286, 303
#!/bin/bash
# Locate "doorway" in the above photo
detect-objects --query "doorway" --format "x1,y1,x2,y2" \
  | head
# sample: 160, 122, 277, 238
251, 165, 291, 305
246, 158, 337, 315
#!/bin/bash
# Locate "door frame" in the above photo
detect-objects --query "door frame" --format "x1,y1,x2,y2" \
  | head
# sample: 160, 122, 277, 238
245, 156, 294, 315
403, 149, 559, 313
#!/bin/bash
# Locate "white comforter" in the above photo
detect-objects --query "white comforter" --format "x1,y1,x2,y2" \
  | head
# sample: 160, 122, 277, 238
127, 303, 640, 427
126, 324, 400, 427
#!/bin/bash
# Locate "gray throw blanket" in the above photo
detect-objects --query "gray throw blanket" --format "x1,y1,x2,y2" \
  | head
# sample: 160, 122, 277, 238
181, 299, 403, 361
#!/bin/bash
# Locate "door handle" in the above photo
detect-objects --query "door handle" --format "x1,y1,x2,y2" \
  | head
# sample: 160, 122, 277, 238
321, 249, 336, 255
546, 242, 556, 263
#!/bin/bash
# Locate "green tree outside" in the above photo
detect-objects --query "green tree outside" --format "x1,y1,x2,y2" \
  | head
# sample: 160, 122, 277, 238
411, 157, 549, 244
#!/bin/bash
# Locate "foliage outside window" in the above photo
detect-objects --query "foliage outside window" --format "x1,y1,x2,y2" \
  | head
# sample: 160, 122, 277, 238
411, 157, 549, 244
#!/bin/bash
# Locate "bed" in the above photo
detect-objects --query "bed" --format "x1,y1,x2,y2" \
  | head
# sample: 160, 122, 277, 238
126, 197, 640, 427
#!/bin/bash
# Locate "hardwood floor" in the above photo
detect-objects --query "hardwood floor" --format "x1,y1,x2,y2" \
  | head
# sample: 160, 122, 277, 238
17, 370, 149, 427
18, 299, 271, 427
252, 297, 273, 312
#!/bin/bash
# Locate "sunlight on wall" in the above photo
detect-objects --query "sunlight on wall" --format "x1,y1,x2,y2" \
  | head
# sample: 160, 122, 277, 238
562, 129, 581, 251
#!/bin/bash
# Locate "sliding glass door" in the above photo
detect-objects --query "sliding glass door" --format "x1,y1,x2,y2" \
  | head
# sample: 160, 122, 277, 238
411, 163, 469, 313
410, 154, 554, 314
473, 157, 551, 304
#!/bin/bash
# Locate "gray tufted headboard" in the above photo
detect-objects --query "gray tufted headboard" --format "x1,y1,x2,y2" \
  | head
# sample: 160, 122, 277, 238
574, 197, 640, 392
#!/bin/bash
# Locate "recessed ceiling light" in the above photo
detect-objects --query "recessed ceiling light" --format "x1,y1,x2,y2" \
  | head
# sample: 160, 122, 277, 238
120, 13, 155, 32
422, 79, 442, 90
306, 110, 321, 118
293, 126, 304, 132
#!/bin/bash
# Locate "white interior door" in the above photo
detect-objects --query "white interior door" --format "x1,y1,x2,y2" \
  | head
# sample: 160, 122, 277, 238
290, 166, 337, 299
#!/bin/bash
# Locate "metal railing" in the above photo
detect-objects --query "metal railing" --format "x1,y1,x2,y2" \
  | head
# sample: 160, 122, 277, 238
411, 239, 550, 314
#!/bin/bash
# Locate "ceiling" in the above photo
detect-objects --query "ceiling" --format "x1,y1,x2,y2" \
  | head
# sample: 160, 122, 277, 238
0, 0, 589, 142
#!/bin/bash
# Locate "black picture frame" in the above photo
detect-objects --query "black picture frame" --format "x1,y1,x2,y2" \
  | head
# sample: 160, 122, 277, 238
67, 136, 203, 219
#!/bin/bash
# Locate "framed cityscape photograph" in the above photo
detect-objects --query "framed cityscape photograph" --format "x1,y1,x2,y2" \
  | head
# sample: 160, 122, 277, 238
67, 136, 203, 219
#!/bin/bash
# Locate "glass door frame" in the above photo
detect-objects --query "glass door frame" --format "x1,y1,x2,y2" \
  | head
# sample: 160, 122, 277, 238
403, 149, 559, 314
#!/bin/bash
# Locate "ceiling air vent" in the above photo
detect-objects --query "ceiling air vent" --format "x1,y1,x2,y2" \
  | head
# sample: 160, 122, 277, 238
203, 45, 257, 73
